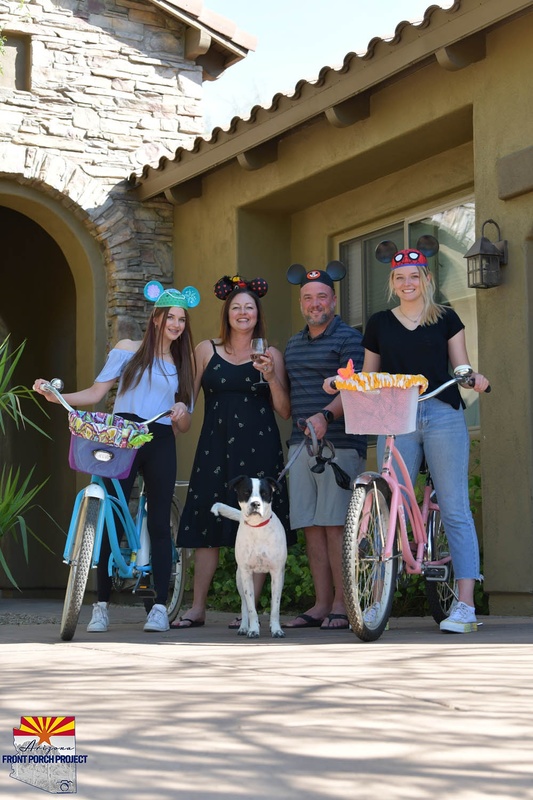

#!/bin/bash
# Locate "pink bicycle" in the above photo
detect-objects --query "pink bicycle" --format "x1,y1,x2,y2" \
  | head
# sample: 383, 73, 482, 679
339, 366, 488, 642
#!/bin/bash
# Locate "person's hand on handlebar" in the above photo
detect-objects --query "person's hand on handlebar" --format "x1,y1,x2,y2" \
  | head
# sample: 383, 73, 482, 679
322, 376, 338, 395
32, 379, 59, 402
170, 401, 192, 434
464, 371, 490, 393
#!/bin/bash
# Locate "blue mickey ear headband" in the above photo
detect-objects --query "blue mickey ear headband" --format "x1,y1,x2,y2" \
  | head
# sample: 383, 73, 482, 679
144, 280, 200, 309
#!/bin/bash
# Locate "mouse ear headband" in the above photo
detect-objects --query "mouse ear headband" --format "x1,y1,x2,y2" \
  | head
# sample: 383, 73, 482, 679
214, 275, 268, 301
286, 260, 346, 289
144, 280, 200, 308
375, 235, 439, 269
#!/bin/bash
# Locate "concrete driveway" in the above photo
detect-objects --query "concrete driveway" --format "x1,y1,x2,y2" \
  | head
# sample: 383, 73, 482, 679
1, 599, 532, 799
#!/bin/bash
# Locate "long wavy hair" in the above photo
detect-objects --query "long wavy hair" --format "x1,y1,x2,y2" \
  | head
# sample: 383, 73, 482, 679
218, 288, 266, 353
120, 306, 196, 407
388, 265, 445, 326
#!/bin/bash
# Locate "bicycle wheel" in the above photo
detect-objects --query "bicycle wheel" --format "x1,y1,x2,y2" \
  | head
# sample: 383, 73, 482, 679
60, 496, 100, 641
166, 499, 188, 623
343, 480, 398, 642
425, 507, 458, 623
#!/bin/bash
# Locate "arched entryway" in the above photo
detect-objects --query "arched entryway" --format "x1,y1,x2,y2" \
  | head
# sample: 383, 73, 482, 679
0, 181, 107, 592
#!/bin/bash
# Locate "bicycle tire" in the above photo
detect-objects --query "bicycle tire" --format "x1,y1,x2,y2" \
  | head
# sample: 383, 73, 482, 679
343, 481, 398, 642
60, 496, 100, 641
425, 507, 458, 623
166, 499, 188, 622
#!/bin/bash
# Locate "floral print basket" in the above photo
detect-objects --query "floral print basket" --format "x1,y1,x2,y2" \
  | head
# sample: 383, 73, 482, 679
67, 410, 152, 478
335, 369, 429, 436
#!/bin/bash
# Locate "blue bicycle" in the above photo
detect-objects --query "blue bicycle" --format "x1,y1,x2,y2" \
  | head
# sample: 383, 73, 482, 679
42, 381, 189, 641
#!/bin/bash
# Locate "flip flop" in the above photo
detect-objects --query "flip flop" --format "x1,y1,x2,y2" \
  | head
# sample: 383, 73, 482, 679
228, 617, 242, 629
282, 613, 324, 629
321, 613, 350, 630
170, 617, 205, 629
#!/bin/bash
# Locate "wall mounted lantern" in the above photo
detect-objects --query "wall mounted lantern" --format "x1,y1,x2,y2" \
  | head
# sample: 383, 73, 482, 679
464, 219, 508, 289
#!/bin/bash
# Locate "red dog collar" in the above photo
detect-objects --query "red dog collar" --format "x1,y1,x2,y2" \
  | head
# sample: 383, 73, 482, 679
244, 516, 272, 528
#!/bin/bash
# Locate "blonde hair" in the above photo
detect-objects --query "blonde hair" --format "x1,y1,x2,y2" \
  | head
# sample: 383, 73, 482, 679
388, 266, 445, 326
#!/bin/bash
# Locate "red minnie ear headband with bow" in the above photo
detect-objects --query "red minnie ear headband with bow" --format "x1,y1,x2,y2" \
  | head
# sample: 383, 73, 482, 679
375, 235, 439, 269
214, 275, 268, 300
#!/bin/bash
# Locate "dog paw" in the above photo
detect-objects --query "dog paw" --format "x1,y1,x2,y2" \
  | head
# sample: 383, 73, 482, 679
247, 629, 260, 638
210, 503, 221, 516
237, 626, 248, 636
271, 629, 286, 639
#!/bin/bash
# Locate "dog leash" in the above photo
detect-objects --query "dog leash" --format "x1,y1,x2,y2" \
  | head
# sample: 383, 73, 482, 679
276, 419, 352, 489
276, 419, 319, 483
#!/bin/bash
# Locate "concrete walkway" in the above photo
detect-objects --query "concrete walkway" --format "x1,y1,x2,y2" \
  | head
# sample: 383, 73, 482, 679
1, 598, 532, 799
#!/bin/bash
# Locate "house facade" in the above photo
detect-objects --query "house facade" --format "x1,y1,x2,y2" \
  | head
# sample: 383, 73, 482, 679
0, 0, 254, 590
131, 0, 533, 615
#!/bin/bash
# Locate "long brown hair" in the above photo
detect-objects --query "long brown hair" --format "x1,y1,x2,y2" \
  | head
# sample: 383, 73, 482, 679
218, 288, 266, 353
120, 306, 196, 407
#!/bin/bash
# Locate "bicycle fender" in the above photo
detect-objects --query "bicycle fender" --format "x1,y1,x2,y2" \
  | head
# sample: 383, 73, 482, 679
63, 483, 105, 563
83, 483, 106, 500
354, 471, 384, 487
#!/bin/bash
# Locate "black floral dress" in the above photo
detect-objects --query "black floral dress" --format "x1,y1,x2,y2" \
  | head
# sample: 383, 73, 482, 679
178, 343, 293, 548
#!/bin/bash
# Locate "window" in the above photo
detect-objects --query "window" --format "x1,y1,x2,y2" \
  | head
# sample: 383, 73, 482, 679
338, 200, 479, 426
0, 34, 31, 92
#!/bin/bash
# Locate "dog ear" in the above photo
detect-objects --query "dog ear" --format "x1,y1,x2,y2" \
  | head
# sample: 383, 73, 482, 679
265, 477, 281, 493
228, 475, 247, 493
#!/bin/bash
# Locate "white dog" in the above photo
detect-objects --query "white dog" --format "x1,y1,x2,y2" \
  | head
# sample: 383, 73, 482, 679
211, 475, 287, 638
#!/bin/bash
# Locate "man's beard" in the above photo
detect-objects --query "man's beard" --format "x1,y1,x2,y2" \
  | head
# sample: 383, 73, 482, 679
305, 309, 333, 327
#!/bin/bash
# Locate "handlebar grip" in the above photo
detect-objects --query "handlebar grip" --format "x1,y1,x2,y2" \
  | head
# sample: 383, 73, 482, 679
467, 378, 491, 393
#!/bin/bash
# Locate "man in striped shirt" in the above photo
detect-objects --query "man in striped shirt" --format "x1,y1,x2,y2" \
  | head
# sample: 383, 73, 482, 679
284, 269, 366, 630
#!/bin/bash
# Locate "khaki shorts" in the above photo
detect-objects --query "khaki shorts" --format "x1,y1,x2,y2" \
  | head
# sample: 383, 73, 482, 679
287, 445, 365, 529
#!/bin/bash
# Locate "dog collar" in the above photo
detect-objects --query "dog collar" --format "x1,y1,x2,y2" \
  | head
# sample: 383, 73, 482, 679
244, 516, 272, 528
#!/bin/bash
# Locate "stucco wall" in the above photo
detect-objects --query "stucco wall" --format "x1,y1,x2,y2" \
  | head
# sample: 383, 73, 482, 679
172, 10, 533, 613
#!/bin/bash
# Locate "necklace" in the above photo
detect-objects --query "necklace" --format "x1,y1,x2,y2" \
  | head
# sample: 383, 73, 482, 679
399, 307, 423, 325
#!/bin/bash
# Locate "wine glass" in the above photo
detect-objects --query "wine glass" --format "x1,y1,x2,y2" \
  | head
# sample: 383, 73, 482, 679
251, 338, 268, 385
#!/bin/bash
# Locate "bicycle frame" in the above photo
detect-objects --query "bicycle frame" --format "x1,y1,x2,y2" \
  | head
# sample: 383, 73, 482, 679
355, 439, 447, 576
63, 476, 150, 582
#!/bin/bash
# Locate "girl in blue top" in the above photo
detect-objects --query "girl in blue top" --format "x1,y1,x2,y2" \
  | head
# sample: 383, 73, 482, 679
34, 281, 200, 633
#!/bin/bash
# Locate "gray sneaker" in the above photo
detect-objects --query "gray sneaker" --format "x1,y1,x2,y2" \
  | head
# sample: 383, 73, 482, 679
144, 603, 169, 632
440, 601, 477, 633
87, 602, 109, 632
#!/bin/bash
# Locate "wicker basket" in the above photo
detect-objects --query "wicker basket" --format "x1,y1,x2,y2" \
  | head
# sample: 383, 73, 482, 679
340, 385, 420, 435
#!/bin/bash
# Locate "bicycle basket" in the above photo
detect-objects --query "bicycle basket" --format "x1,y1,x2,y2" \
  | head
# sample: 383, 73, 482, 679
336, 372, 428, 435
67, 411, 152, 478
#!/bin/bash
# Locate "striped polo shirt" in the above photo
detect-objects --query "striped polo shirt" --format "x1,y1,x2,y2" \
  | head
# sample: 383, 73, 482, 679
285, 315, 366, 455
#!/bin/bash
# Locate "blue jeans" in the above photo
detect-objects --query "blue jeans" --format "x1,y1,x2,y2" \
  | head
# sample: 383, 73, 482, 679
377, 398, 480, 581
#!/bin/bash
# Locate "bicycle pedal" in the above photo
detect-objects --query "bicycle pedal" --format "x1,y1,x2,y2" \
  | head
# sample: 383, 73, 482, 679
132, 575, 156, 598
424, 566, 449, 581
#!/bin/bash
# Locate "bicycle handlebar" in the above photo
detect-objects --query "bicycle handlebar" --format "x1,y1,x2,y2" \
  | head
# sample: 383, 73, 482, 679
40, 380, 172, 425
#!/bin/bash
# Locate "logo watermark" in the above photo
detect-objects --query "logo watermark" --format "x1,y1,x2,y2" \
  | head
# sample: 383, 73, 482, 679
3, 716, 88, 794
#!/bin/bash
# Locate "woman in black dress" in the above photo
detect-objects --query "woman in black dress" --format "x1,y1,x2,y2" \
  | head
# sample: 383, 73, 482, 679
174, 275, 292, 628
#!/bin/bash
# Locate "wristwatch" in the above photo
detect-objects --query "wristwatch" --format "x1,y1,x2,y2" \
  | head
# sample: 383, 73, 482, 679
320, 409, 334, 424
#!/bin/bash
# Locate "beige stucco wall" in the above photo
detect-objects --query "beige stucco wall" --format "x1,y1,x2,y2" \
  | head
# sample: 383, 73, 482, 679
173, 11, 533, 613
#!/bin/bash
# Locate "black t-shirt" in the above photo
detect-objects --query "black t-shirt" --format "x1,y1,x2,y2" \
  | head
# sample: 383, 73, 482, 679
362, 307, 465, 409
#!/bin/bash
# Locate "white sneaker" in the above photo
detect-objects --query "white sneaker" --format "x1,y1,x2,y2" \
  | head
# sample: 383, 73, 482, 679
364, 602, 381, 626
87, 602, 109, 632
440, 601, 477, 633
144, 603, 169, 632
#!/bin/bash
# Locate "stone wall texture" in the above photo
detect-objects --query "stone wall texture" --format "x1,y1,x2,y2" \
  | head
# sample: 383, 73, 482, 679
0, 0, 203, 331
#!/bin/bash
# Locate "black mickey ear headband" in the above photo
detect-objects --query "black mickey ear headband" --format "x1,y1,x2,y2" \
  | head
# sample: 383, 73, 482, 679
286, 260, 346, 289
375, 235, 439, 269
214, 275, 268, 301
